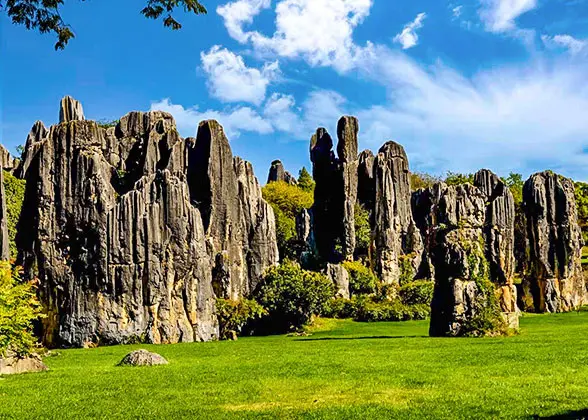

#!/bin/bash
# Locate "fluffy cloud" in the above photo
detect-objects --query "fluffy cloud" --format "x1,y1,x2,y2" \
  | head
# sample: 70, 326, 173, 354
350, 46, 588, 178
216, 0, 271, 43
479, 0, 537, 33
200, 45, 279, 105
393, 13, 427, 50
218, 0, 373, 71
263, 93, 301, 132
151, 98, 273, 138
542, 35, 587, 55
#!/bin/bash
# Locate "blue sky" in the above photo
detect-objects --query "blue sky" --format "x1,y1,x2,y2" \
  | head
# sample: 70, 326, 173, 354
2, 0, 588, 182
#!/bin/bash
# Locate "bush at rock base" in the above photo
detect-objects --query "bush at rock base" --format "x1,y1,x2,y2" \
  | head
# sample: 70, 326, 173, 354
0, 262, 44, 357
342, 260, 378, 296
3, 171, 25, 259
323, 295, 430, 322
254, 260, 334, 333
216, 298, 267, 340
399, 280, 434, 306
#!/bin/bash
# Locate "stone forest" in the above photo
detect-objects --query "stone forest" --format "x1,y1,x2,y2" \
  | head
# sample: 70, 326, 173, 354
0, 95, 585, 356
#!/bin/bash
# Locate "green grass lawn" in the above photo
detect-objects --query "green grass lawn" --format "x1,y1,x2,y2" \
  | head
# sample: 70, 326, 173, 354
2, 313, 588, 419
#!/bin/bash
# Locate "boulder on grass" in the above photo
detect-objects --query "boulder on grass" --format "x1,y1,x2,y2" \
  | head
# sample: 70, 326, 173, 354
118, 350, 168, 367
0, 352, 48, 375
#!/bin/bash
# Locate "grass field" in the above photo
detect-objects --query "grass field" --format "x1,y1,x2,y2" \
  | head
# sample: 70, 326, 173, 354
1, 313, 588, 419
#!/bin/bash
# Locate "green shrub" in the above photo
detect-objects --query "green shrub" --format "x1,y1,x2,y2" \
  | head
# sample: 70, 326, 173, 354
354, 204, 371, 255
399, 280, 434, 306
352, 296, 430, 322
323, 297, 356, 319
215, 298, 266, 340
3, 171, 26, 259
254, 260, 334, 332
0, 262, 44, 357
342, 261, 378, 296
297, 167, 315, 193
262, 181, 314, 259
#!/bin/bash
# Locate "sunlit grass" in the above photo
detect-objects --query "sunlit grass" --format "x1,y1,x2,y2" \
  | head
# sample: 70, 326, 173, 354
1, 313, 588, 419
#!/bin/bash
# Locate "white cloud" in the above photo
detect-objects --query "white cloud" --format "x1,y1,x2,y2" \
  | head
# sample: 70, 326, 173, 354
542, 34, 587, 55
200, 45, 279, 105
479, 0, 537, 33
151, 98, 273, 138
263, 93, 301, 132
217, 0, 271, 43
347, 46, 588, 178
452, 5, 463, 19
218, 0, 373, 71
393, 13, 427, 50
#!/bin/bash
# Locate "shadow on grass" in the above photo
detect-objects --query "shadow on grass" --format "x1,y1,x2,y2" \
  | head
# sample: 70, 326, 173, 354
294, 335, 427, 341
534, 409, 588, 419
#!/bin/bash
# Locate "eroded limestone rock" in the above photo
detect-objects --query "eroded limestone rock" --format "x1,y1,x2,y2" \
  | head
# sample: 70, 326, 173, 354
522, 171, 586, 312
326, 263, 350, 299
373, 141, 423, 285
0, 352, 48, 375
267, 160, 297, 185
59, 96, 85, 123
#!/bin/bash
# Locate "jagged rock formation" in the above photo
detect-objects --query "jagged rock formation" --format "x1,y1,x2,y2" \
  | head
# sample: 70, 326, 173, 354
414, 183, 500, 336
413, 171, 518, 336
17, 97, 278, 348
522, 171, 586, 312
309, 117, 359, 262
14, 121, 49, 179
357, 150, 375, 212
473, 170, 518, 315
59, 95, 85, 123
267, 160, 297, 185
373, 142, 423, 285
0, 163, 9, 260
326, 263, 350, 299
337, 117, 359, 261
0, 145, 17, 173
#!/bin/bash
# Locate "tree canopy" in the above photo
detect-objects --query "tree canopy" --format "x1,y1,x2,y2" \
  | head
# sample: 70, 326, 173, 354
2, 0, 207, 50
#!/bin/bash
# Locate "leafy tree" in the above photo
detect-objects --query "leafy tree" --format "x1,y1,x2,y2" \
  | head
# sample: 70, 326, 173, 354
445, 171, 474, 186
15, 145, 25, 158
354, 203, 371, 257
502, 173, 523, 204
575, 181, 588, 243
3, 171, 26, 259
0, 262, 44, 357
410, 172, 442, 190
2, 0, 207, 50
297, 167, 315, 193
342, 260, 378, 296
215, 298, 266, 340
254, 260, 334, 332
262, 181, 313, 259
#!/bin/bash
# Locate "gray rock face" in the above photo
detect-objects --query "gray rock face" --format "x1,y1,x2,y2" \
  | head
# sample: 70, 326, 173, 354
337, 117, 359, 261
14, 121, 49, 179
413, 180, 516, 337
0, 164, 9, 260
309, 117, 359, 262
17, 97, 278, 348
118, 349, 168, 366
267, 160, 297, 185
326, 263, 350, 299
59, 96, 85, 123
373, 141, 423, 285
522, 171, 586, 312
473, 169, 517, 313
357, 149, 375, 212
0, 145, 16, 173
0, 352, 48, 375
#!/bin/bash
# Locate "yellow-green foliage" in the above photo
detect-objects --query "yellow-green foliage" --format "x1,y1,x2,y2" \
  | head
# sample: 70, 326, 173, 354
215, 298, 267, 340
354, 204, 371, 254
342, 260, 378, 296
410, 172, 442, 190
3, 171, 26, 259
445, 171, 474, 186
262, 181, 314, 258
575, 181, 588, 243
0, 262, 44, 357
399, 280, 434, 306
297, 167, 315, 193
